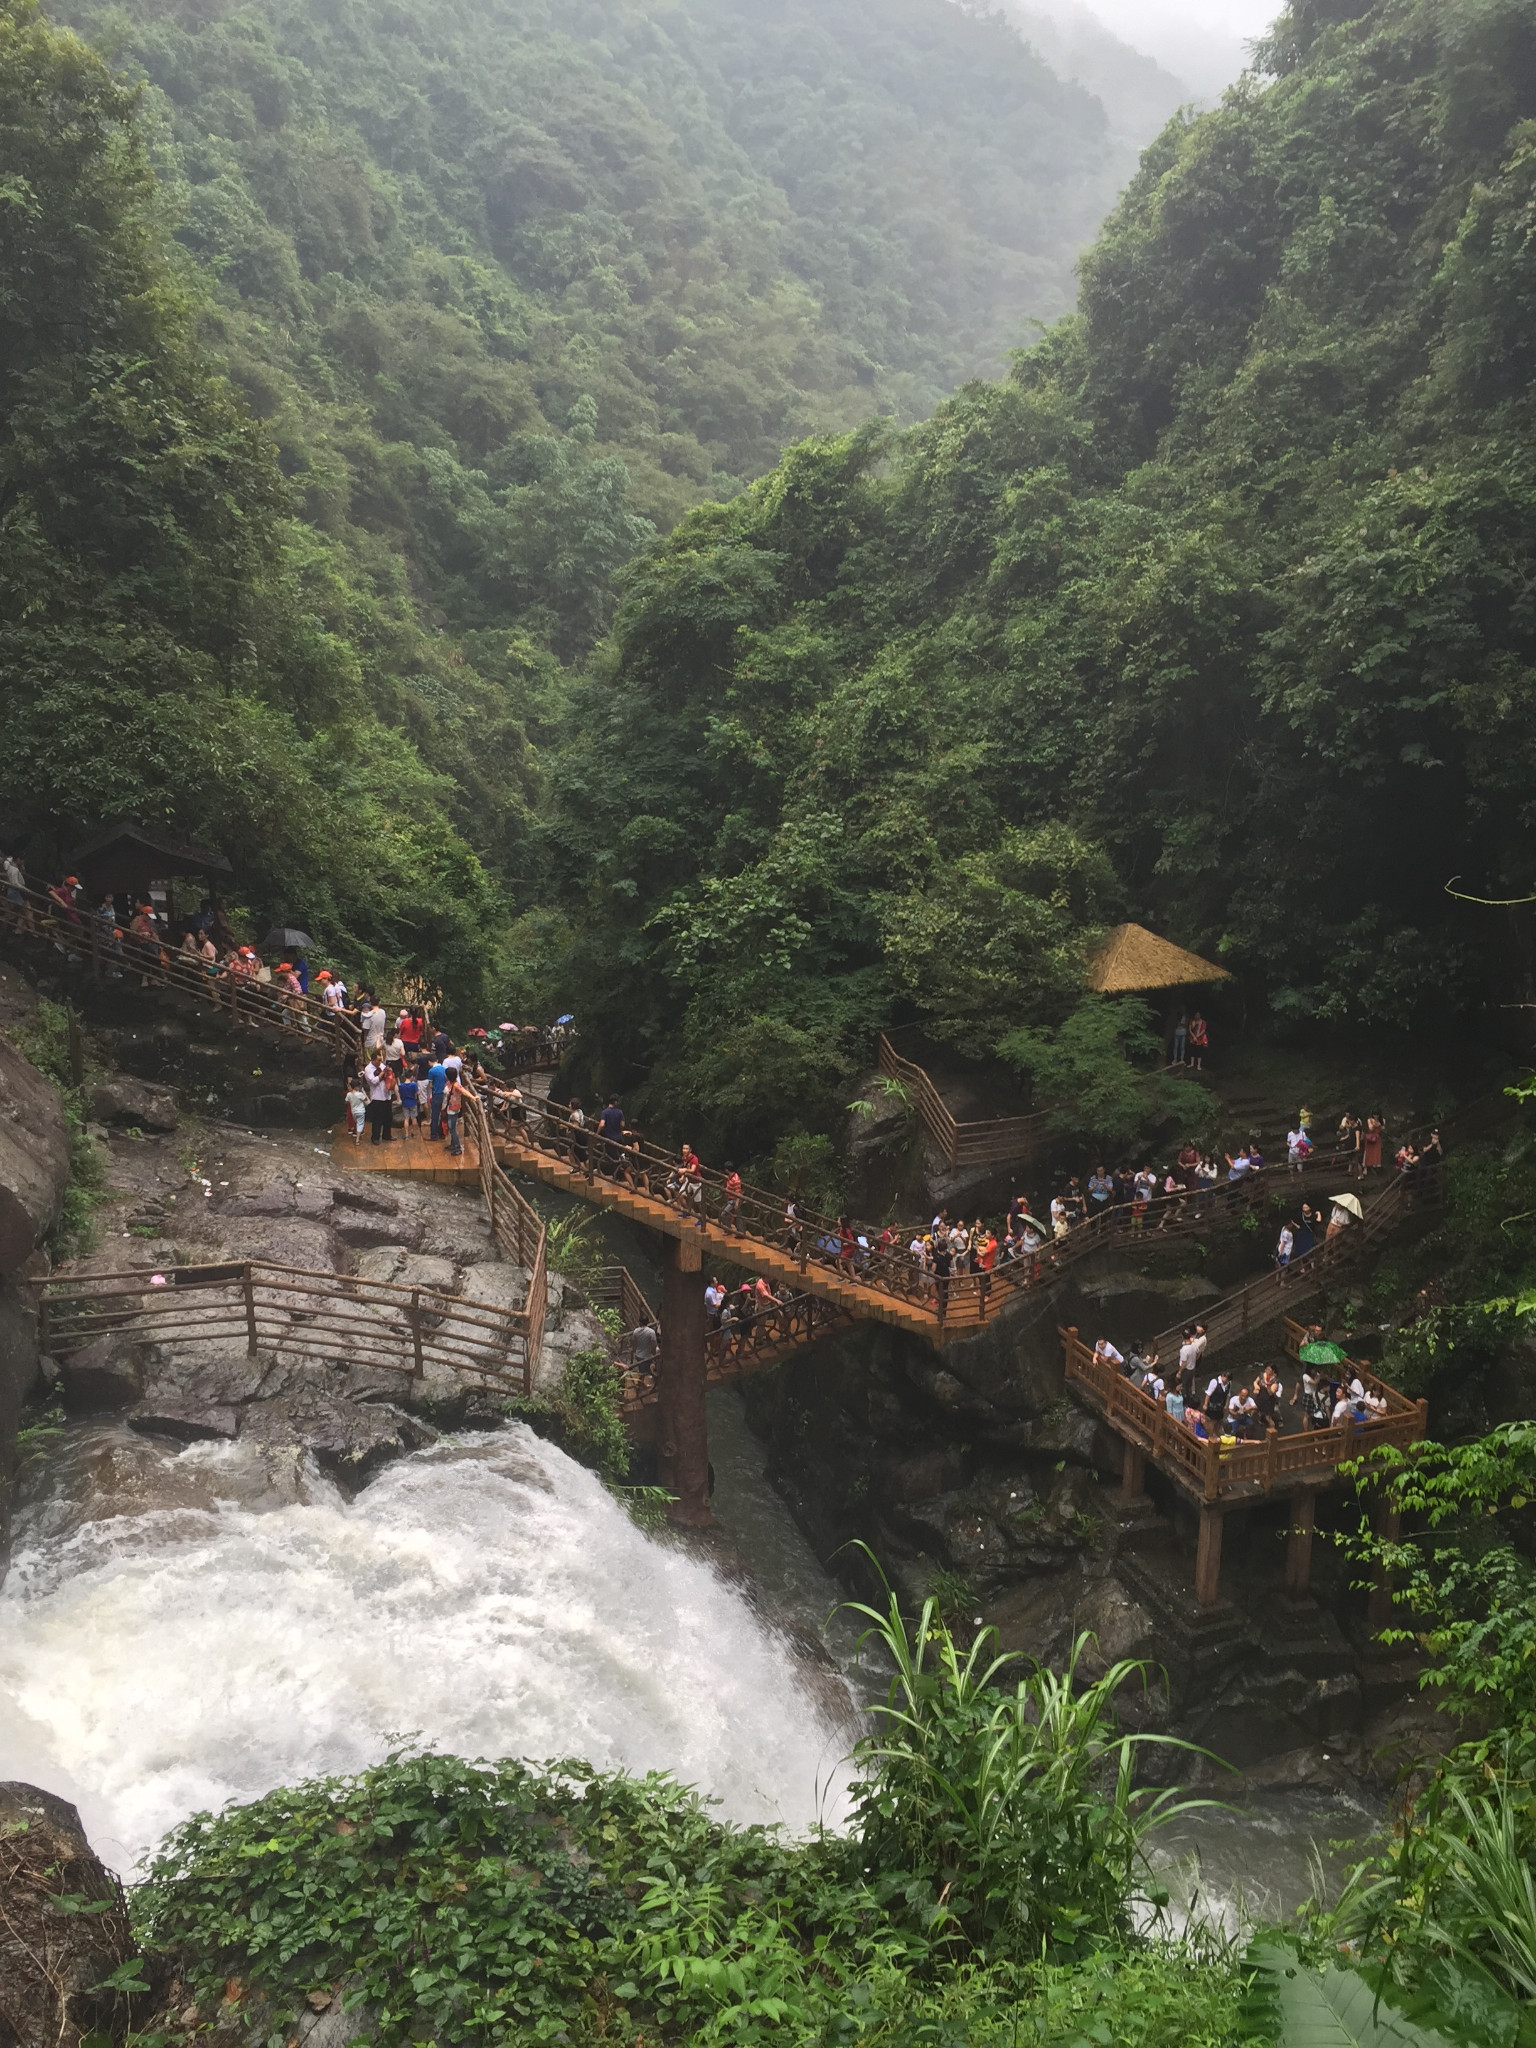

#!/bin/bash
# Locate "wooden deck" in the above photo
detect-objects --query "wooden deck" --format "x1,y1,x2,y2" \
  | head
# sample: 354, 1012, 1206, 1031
1061, 1326, 1427, 1505
330, 1124, 482, 1186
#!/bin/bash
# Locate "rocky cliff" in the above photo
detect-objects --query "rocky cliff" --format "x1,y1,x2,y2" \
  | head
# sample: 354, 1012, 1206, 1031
0, 1037, 71, 1560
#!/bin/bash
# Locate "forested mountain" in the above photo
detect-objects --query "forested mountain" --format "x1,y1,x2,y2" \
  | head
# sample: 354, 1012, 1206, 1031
551, 0, 1536, 1149
3, 0, 1166, 1009
44, 0, 1131, 657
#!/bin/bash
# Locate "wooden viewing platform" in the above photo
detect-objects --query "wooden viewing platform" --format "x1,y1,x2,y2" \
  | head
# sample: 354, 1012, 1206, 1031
1061, 1325, 1427, 1607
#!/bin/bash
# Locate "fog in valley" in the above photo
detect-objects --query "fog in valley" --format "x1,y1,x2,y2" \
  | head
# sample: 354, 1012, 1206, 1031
1013, 0, 1282, 105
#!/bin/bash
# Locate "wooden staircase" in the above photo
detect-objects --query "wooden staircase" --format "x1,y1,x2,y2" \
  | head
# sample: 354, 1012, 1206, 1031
495, 1133, 962, 1343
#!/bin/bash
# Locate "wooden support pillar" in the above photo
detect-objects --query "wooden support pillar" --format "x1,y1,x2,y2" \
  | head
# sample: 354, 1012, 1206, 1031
1284, 1490, 1316, 1601
1195, 1502, 1225, 1607
658, 1232, 712, 1527
1367, 1494, 1402, 1634
1119, 1438, 1146, 1504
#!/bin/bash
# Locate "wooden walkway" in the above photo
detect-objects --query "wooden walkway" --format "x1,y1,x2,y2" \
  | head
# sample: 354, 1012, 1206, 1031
494, 1131, 956, 1340
1061, 1326, 1427, 1508
329, 1125, 482, 1186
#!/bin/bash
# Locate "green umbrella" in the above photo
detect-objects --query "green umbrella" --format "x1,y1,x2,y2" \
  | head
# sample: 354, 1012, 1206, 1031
1299, 1339, 1348, 1366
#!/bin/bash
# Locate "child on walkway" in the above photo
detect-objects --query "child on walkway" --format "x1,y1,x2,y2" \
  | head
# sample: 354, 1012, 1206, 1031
345, 1081, 367, 1143
399, 1069, 420, 1139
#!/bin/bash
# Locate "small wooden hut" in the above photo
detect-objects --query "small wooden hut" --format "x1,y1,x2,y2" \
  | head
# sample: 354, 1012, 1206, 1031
1085, 922, 1230, 994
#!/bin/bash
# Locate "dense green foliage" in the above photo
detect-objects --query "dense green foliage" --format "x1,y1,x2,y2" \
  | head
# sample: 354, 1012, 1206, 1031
505, 1343, 630, 1485
132, 1610, 1229, 2046
2, 0, 1157, 1012
46, 0, 1121, 622
1, 0, 521, 1008
551, 0, 1536, 1144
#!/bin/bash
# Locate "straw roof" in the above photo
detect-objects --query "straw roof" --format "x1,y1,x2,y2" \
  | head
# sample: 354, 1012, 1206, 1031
1085, 923, 1232, 994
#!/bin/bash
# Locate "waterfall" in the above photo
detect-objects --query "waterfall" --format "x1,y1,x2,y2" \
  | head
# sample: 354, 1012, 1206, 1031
0, 1425, 856, 1874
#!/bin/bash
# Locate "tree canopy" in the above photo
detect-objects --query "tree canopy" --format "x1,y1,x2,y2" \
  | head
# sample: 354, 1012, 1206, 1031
547, 0, 1536, 1142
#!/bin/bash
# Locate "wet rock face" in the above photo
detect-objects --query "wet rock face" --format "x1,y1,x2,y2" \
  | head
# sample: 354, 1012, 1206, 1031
0, 1037, 70, 1273
48, 1130, 604, 1483
0, 1780, 150, 2046
86, 1075, 179, 1133
0, 1040, 71, 1566
739, 1282, 1110, 1593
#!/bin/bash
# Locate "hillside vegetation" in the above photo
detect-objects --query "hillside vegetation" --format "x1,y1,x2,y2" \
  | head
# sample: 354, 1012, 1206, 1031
550, 0, 1536, 1146
3, 0, 1158, 1004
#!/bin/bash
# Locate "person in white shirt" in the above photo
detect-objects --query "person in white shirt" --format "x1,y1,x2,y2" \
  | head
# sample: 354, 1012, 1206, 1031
1093, 1338, 1124, 1369
363, 1059, 391, 1145
384, 1031, 406, 1072
361, 1003, 386, 1053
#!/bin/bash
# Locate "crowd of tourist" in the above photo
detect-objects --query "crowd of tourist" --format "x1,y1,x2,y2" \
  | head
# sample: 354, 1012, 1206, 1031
1088, 1318, 1394, 1449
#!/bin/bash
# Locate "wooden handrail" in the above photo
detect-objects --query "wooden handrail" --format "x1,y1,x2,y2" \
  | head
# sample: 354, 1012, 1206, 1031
1059, 1326, 1426, 1502
1147, 1157, 1441, 1359
877, 1035, 1049, 1171
37, 1081, 551, 1398
1, 875, 362, 1051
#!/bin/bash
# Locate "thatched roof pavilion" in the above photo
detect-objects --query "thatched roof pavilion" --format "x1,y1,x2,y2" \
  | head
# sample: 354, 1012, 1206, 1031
1086, 922, 1231, 994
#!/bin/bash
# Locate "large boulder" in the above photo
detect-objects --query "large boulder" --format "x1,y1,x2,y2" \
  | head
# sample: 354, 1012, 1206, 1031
0, 1781, 150, 2045
0, 1038, 70, 1274
85, 1075, 178, 1133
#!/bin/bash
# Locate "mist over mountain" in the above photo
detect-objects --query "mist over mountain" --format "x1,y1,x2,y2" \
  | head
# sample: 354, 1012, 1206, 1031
1069, 0, 1278, 99
1002, 0, 1192, 161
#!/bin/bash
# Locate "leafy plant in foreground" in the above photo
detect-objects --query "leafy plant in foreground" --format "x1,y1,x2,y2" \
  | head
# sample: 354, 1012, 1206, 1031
842, 1565, 1208, 1962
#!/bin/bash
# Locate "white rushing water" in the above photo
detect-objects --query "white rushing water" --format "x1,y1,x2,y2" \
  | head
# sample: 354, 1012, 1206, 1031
0, 1425, 856, 1874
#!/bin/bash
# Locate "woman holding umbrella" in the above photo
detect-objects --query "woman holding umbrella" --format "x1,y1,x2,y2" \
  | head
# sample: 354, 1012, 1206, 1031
1326, 1191, 1364, 1243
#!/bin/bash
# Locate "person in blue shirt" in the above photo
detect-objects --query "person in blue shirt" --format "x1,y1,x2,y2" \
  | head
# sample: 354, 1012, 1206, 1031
428, 1058, 448, 1142
1087, 1167, 1113, 1211
398, 1071, 420, 1138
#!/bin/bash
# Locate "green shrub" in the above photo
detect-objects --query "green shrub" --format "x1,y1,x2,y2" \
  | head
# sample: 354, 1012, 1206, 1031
507, 1345, 630, 1485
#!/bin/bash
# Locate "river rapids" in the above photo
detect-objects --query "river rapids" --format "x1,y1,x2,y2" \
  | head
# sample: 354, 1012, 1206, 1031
0, 1422, 857, 1874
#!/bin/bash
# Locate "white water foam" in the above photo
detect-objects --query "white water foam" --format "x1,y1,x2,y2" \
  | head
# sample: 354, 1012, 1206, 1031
0, 1426, 855, 1874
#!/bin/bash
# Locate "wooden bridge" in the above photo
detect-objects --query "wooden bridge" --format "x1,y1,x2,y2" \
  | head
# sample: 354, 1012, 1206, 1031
1061, 1324, 1426, 1609
0, 875, 565, 1073
876, 1034, 1050, 1172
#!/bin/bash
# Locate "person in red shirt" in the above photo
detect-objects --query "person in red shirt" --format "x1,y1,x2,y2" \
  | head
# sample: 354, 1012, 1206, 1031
676, 1144, 702, 1222
837, 1217, 857, 1270
722, 1164, 742, 1233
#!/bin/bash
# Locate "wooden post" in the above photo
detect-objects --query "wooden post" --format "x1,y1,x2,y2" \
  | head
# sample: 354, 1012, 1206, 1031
1264, 1424, 1279, 1492
1368, 1493, 1402, 1634
1195, 1502, 1225, 1607
1120, 1439, 1146, 1504
89, 916, 101, 981
409, 1289, 424, 1379
243, 1263, 259, 1357
658, 1232, 712, 1527
1284, 1490, 1316, 1600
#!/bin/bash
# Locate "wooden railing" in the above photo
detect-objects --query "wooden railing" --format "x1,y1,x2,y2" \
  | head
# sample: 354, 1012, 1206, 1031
877, 1035, 1050, 1171
497, 1092, 1438, 1335
36, 1081, 549, 1396
610, 1281, 851, 1408
1060, 1327, 1428, 1502
37, 1257, 537, 1395
0, 875, 360, 1051
585, 1265, 657, 1341
1148, 1156, 1443, 1359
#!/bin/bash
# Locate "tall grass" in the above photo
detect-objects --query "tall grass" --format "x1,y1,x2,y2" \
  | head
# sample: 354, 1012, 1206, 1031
842, 1562, 1210, 1963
